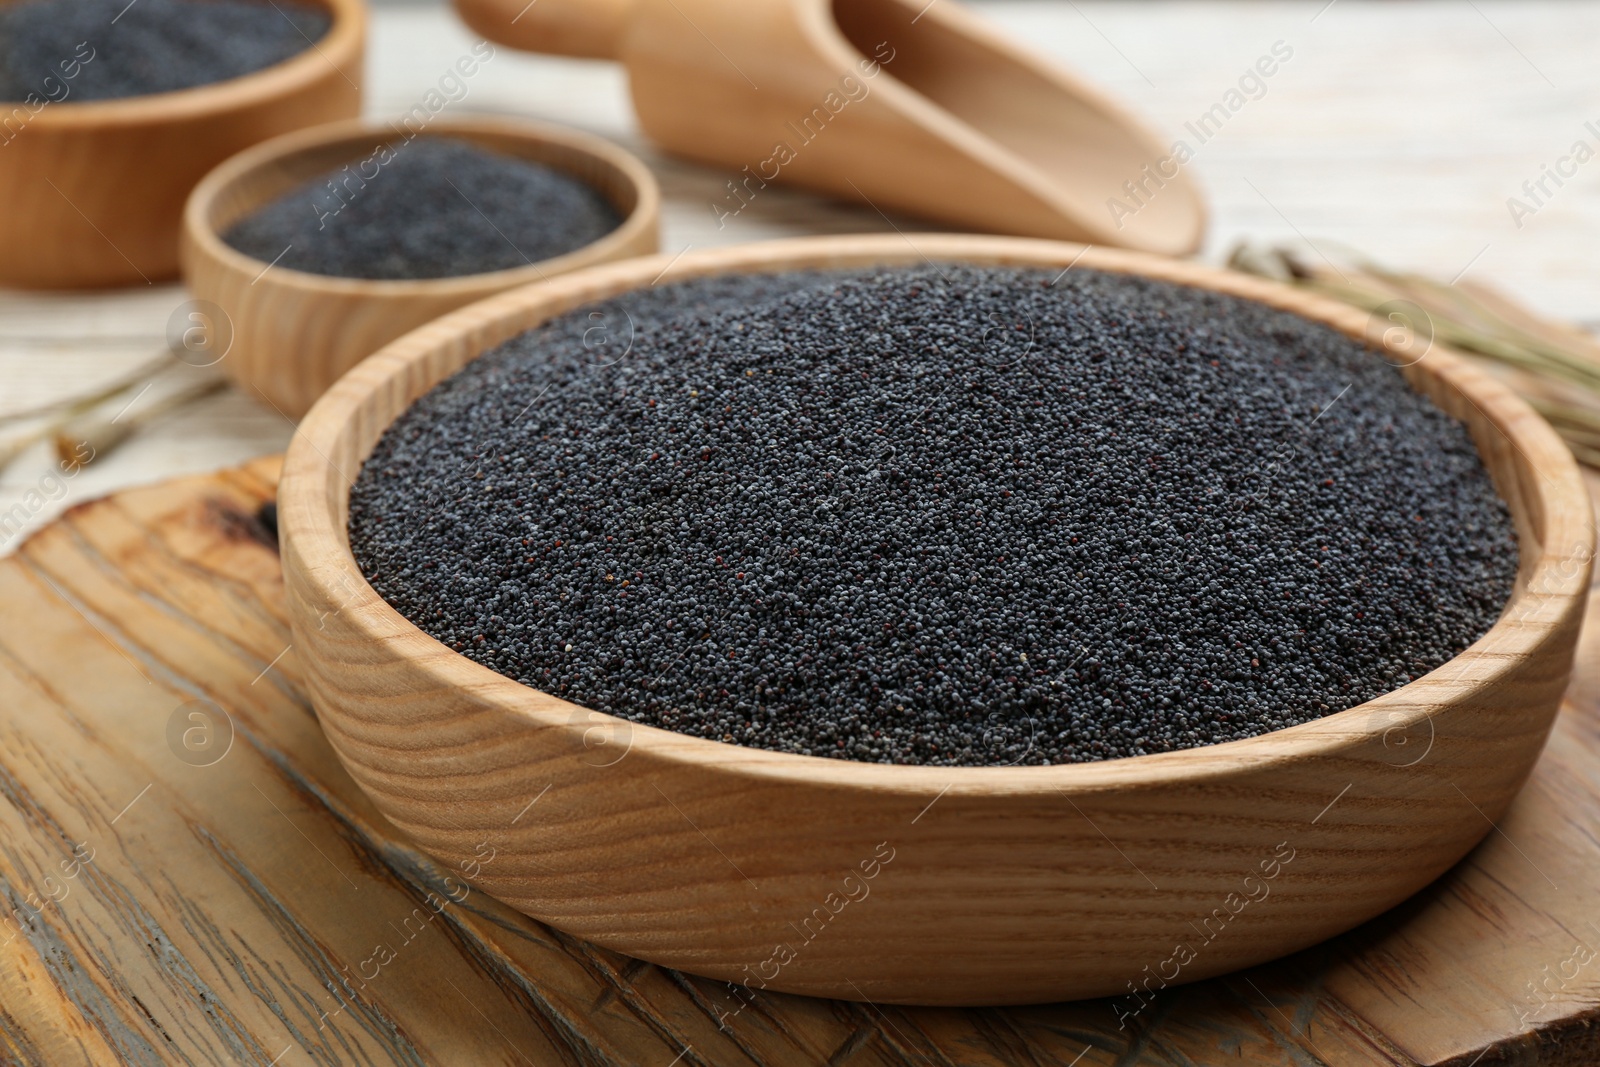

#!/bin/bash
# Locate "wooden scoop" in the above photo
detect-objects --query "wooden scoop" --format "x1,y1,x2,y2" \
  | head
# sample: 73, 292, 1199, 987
455, 0, 1205, 255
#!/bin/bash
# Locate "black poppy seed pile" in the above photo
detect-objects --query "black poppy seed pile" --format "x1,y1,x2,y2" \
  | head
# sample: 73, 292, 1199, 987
348, 266, 1519, 767
0, 0, 330, 102
223, 138, 622, 281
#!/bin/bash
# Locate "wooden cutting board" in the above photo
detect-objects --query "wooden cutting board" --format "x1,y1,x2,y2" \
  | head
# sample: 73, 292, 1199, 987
1, 454, 1598, 1066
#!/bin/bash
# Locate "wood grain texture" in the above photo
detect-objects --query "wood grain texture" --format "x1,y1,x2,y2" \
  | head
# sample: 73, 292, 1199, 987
0, 0, 365, 290
452, 0, 1205, 256
5, 455, 1600, 1063
181, 115, 661, 419
277, 234, 1593, 1006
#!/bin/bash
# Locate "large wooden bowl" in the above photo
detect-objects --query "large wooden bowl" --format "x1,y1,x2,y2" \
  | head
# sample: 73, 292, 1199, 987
278, 234, 1593, 1006
0, 0, 364, 290
182, 116, 660, 418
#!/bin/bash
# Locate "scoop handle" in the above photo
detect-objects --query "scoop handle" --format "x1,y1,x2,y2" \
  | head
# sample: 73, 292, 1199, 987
453, 0, 633, 60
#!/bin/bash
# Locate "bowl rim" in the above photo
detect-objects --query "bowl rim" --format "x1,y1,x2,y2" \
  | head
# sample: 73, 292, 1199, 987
8, 0, 367, 126
181, 113, 662, 298
281, 233, 1594, 796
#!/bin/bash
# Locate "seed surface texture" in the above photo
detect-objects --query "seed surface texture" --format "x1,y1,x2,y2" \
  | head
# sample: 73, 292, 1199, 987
349, 266, 1519, 766
223, 138, 622, 280
0, 0, 330, 102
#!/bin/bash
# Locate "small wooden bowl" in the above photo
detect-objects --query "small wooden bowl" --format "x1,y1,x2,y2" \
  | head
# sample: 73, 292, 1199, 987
0, 0, 364, 290
181, 117, 660, 418
278, 234, 1593, 1006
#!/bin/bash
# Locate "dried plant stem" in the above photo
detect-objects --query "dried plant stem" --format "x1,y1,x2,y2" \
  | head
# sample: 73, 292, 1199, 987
0, 352, 173, 426
0, 353, 182, 477
53, 377, 228, 468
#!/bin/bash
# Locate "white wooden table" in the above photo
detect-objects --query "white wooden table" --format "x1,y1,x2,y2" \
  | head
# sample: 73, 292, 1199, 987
4, 0, 1599, 550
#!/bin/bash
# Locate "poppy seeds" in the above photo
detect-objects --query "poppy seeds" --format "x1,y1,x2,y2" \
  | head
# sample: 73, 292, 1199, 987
348, 266, 1520, 767
222, 138, 623, 281
0, 0, 330, 102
